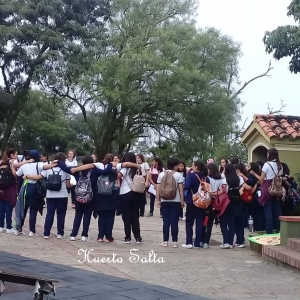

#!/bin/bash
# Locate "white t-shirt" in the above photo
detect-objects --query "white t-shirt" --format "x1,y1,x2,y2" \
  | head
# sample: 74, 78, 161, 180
222, 176, 244, 192
208, 177, 223, 192
262, 161, 283, 180
139, 162, 150, 177
157, 171, 184, 202
119, 168, 133, 195
41, 167, 70, 198
65, 159, 78, 167
16, 162, 44, 184
17, 155, 26, 162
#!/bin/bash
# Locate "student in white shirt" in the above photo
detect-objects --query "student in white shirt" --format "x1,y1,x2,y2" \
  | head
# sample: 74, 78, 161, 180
15, 150, 56, 236
66, 149, 77, 208
156, 158, 185, 248
136, 154, 150, 217
259, 148, 284, 234
25, 153, 71, 239
118, 152, 144, 244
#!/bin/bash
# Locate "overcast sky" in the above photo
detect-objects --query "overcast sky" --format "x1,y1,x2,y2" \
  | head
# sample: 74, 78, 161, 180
196, 0, 299, 127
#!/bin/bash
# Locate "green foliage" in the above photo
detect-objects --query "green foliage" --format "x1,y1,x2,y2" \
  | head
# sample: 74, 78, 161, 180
0, 0, 110, 149
263, 0, 300, 73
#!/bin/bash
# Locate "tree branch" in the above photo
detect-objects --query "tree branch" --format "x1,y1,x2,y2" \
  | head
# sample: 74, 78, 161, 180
266, 99, 287, 114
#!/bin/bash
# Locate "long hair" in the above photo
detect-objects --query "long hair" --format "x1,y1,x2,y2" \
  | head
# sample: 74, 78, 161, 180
53, 152, 66, 162
225, 164, 240, 188
234, 163, 248, 177
267, 148, 281, 170
249, 162, 260, 176
66, 149, 77, 160
179, 161, 187, 178
124, 152, 137, 179
136, 153, 145, 163
0, 147, 17, 166
153, 157, 164, 173
194, 160, 208, 176
207, 163, 222, 180
220, 158, 228, 173
102, 153, 114, 165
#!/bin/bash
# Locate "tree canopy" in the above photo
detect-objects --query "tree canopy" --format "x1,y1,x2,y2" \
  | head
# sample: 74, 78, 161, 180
263, 0, 300, 73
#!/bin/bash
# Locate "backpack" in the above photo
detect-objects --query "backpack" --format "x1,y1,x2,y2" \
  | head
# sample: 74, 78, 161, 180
192, 174, 212, 209
159, 171, 177, 200
36, 163, 47, 199
75, 170, 93, 203
126, 170, 145, 193
0, 162, 14, 189
47, 168, 62, 191
228, 186, 240, 203
267, 163, 283, 198
97, 169, 118, 196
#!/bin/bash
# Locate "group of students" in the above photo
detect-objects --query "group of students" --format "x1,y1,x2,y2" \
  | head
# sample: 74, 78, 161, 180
0, 146, 295, 248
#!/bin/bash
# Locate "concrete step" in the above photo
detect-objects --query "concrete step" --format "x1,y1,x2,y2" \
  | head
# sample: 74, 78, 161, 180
287, 238, 300, 252
263, 245, 300, 270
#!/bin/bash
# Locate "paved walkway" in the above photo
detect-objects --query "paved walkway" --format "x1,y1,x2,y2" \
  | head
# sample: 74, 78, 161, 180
1, 202, 300, 299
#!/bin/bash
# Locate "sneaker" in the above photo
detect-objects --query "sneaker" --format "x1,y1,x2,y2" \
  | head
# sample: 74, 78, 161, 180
147, 213, 153, 217
0, 227, 6, 233
220, 243, 230, 249
161, 242, 168, 247
29, 231, 39, 237
97, 238, 104, 243
173, 242, 178, 248
200, 242, 204, 248
57, 234, 64, 239
181, 244, 193, 249
71, 204, 76, 209
44, 236, 50, 239
6, 229, 15, 234
14, 230, 24, 236
106, 238, 114, 243
124, 238, 131, 244
81, 236, 88, 242
203, 243, 209, 249
235, 244, 245, 248
136, 238, 142, 244
70, 236, 76, 241
182, 216, 186, 221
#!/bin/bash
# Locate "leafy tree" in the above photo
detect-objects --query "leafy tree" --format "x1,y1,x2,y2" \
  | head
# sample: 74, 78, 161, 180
263, 0, 300, 73
0, 0, 110, 150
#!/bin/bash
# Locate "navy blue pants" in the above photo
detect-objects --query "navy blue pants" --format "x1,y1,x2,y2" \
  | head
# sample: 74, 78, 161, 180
201, 212, 215, 244
264, 197, 281, 234
219, 203, 244, 245
20, 206, 38, 233
44, 197, 68, 236
98, 210, 115, 239
71, 202, 93, 237
185, 203, 205, 246
161, 202, 181, 242
0, 199, 13, 229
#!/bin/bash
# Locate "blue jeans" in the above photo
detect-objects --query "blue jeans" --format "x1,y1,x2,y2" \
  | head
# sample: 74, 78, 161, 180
71, 202, 93, 237
98, 210, 115, 239
161, 202, 181, 242
185, 203, 205, 246
0, 199, 13, 229
264, 197, 281, 234
44, 197, 68, 236
219, 204, 244, 245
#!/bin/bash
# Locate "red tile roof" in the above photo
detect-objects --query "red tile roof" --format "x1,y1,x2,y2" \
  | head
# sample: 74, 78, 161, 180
254, 114, 300, 139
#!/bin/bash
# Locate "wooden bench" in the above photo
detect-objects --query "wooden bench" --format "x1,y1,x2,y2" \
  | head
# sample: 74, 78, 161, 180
280, 216, 300, 247
0, 271, 57, 300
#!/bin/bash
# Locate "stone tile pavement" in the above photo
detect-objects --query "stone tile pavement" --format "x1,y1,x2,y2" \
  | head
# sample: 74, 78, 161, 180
0, 202, 300, 299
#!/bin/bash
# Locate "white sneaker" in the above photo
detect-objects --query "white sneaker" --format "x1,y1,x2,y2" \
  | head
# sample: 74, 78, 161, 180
81, 236, 88, 242
6, 228, 14, 234
161, 242, 168, 247
235, 244, 245, 248
44, 236, 49, 239
203, 243, 209, 249
181, 244, 193, 249
0, 227, 6, 233
220, 243, 230, 249
182, 217, 186, 221
57, 235, 63, 239
200, 242, 204, 247
173, 242, 178, 248
70, 236, 76, 241
29, 231, 39, 237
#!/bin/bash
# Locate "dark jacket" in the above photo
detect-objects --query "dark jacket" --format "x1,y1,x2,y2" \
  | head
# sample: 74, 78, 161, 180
184, 172, 210, 204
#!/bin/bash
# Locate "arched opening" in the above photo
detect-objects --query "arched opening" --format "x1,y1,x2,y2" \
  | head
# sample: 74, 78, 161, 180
252, 146, 268, 163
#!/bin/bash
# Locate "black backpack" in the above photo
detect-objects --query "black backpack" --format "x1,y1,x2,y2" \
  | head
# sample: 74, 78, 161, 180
36, 163, 47, 199
47, 169, 62, 191
0, 162, 14, 189
97, 169, 118, 196
228, 186, 240, 203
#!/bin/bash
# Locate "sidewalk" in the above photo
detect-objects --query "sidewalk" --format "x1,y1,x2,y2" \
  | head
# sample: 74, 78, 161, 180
1, 202, 300, 299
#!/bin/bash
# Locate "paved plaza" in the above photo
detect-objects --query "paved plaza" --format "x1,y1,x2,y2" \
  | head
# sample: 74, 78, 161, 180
1, 202, 300, 299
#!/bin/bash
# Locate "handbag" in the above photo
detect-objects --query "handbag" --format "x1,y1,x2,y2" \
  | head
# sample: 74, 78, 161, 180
212, 185, 230, 218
